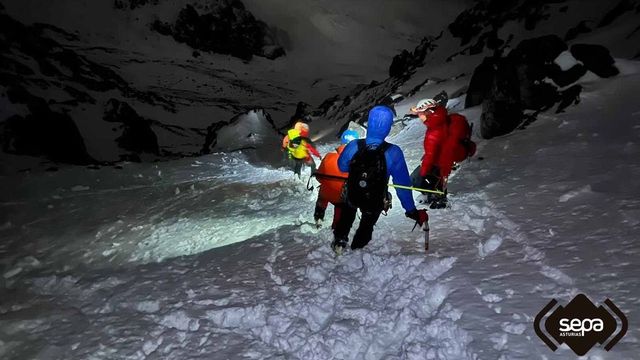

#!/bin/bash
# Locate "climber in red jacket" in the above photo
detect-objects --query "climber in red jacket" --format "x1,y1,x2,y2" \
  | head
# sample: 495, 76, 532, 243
410, 98, 476, 208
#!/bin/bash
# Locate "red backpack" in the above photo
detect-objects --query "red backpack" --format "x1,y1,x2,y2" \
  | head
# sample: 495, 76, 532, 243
447, 113, 476, 163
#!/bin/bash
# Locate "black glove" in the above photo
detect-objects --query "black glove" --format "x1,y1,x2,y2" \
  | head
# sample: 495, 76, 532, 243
406, 209, 428, 226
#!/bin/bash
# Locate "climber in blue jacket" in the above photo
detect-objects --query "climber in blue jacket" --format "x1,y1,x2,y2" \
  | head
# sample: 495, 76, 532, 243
332, 105, 428, 253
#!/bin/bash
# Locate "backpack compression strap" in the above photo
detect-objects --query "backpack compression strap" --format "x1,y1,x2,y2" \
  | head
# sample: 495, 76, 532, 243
356, 139, 390, 154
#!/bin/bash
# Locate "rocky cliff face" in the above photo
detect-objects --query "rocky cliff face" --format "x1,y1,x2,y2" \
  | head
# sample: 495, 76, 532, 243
310, 0, 638, 141
150, 0, 285, 61
0, 8, 175, 165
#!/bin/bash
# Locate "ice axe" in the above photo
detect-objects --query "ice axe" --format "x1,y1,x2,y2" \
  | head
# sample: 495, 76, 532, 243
411, 217, 430, 253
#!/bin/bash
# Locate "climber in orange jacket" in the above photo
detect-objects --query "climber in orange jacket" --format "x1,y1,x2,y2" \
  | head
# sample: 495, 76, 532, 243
312, 129, 359, 228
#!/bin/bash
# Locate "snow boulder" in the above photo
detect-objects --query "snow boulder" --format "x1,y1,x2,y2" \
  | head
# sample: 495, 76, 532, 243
570, 44, 619, 78
103, 99, 160, 158
201, 109, 285, 167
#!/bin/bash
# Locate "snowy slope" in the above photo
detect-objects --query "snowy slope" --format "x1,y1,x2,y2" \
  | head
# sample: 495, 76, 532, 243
1, 58, 639, 359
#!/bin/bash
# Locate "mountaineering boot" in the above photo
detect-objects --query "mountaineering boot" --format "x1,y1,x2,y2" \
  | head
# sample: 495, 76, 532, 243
331, 237, 348, 255
429, 194, 448, 209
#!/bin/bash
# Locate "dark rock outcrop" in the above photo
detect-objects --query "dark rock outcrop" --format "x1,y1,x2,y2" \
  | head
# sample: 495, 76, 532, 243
565, 20, 592, 41
152, 1, 285, 61
471, 34, 618, 138
0, 8, 181, 166
570, 44, 619, 77
465, 57, 496, 108
104, 99, 160, 156
388, 34, 441, 78
547, 63, 587, 87
113, 0, 158, 10
0, 9, 173, 111
598, 0, 637, 28
479, 58, 523, 139
287, 101, 311, 129
448, 0, 567, 53
509, 35, 567, 64
556, 84, 582, 113
1, 86, 93, 165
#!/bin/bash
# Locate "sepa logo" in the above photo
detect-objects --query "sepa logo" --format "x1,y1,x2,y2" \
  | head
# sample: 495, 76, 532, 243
534, 294, 628, 356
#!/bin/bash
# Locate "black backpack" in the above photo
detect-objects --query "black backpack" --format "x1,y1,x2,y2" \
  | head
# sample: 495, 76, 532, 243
346, 140, 391, 211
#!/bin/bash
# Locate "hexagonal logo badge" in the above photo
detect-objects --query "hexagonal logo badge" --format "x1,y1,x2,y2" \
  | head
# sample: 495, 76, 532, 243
534, 294, 628, 356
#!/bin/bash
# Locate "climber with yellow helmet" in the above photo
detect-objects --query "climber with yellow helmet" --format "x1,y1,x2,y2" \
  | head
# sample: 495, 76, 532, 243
281, 121, 321, 177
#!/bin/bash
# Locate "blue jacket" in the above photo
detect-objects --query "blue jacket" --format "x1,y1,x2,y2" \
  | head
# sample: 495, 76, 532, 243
337, 106, 417, 212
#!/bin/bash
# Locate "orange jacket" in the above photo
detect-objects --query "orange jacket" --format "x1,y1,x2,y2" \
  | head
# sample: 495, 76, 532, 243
316, 145, 347, 205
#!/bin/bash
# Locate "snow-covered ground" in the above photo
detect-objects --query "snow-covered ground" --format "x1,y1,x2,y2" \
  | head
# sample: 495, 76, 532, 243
1, 47, 639, 359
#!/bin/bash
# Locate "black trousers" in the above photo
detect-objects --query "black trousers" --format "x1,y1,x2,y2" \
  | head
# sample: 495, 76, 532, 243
410, 165, 444, 193
333, 205, 382, 249
293, 157, 316, 177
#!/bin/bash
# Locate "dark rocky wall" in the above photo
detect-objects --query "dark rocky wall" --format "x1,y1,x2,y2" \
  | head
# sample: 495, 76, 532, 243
469, 35, 619, 139
151, 1, 285, 61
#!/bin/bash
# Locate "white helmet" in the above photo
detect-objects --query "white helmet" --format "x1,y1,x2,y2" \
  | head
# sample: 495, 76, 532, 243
410, 98, 438, 113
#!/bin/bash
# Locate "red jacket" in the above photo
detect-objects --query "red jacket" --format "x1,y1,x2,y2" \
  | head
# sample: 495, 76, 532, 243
306, 142, 321, 159
420, 106, 449, 177
439, 113, 475, 177
421, 109, 474, 178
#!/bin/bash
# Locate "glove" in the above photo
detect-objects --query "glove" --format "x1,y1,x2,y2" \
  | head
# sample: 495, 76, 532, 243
406, 209, 428, 226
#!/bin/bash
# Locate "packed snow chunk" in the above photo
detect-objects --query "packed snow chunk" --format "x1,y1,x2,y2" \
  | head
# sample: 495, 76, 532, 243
206, 305, 267, 329
559, 185, 592, 202
136, 300, 161, 314
264, 263, 284, 285
482, 294, 503, 303
540, 265, 574, 286
159, 310, 199, 331
554, 51, 580, 71
501, 322, 527, 335
490, 333, 509, 351
205, 109, 282, 165
478, 234, 503, 257
415, 284, 451, 318
302, 303, 333, 332
3, 267, 22, 279
142, 336, 163, 356
305, 264, 329, 283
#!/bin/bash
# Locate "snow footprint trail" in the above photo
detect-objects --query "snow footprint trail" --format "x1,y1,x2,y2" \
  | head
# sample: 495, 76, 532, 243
433, 190, 582, 358
204, 235, 475, 359
1, 226, 474, 360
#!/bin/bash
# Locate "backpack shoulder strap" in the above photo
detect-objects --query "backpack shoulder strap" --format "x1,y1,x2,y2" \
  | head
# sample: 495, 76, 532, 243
356, 139, 366, 152
377, 141, 391, 154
